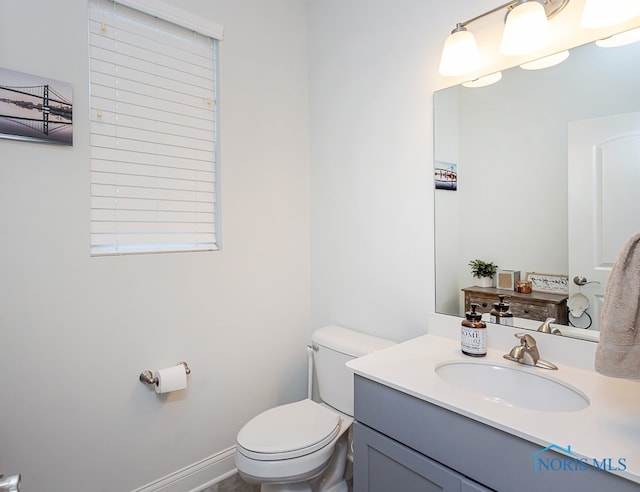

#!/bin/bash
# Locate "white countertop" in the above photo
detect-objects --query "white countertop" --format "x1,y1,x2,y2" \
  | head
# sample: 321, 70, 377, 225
347, 332, 640, 484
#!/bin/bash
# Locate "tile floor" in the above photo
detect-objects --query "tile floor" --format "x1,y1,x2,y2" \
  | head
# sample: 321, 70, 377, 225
200, 472, 259, 492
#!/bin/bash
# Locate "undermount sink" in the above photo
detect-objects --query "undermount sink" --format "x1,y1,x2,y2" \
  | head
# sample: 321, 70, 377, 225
435, 361, 590, 412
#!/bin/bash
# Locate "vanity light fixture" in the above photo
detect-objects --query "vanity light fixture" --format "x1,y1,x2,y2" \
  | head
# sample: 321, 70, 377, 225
596, 26, 640, 47
581, 0, 640, 29
519, 49, 570, 69
439, 0, 569, 77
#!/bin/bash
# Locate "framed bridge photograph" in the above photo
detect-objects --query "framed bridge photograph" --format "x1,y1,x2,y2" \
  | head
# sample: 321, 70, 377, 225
435, 161, 457, 191
0, 67, 73, 146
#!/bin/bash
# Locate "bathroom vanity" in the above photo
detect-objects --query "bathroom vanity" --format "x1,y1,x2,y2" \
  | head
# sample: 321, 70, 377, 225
461, 286, 568, 325
348, 320, 640, 492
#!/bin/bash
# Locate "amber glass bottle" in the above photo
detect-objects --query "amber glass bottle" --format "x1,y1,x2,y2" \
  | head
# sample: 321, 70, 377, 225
489, 295, 514, 326
461, 303, 487, 357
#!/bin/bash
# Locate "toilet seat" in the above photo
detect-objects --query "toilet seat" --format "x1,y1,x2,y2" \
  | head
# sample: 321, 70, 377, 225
237, 399, 341, 461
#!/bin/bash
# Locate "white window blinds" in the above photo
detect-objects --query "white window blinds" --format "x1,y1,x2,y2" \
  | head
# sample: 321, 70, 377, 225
88, 0, 222, 255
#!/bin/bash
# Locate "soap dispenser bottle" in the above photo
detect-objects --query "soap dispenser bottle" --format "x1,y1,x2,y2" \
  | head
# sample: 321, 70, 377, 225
489, 295, 514, 326
461, 303, 487, 357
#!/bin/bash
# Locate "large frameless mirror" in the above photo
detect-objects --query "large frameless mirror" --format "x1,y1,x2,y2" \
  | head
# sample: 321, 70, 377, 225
434, 36, 640, 342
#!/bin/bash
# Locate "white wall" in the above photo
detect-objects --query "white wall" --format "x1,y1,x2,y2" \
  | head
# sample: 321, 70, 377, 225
0, 1, 310, 490
308, 0, 497, 342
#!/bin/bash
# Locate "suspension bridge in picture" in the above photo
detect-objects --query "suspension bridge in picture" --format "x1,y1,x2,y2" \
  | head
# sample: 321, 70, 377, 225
0, 83, 73, 137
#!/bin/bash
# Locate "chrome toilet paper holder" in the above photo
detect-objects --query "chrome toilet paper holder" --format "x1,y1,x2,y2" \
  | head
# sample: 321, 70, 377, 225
139, 361, 191, 385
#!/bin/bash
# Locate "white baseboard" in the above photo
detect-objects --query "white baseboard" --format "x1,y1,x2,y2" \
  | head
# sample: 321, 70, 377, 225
132, 446, 237, 492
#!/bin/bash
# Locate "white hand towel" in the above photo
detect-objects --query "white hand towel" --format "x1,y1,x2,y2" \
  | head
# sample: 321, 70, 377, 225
595, 232, 640, 379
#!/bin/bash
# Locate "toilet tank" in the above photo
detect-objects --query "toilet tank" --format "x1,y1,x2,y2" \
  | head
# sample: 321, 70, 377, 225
311, 324, 395, 416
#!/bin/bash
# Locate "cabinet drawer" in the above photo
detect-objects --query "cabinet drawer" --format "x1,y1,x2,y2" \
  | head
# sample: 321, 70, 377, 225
510, 302, 554, 320
466, 294, 494, 312
466, 295, 553, 320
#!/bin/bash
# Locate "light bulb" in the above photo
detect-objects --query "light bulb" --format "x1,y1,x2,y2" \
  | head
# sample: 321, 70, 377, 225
520, 50, 570, 70
462, 72, 503, 88
596, 27, 640, 47
439, 25, 480, 77
500, 1, 552, 56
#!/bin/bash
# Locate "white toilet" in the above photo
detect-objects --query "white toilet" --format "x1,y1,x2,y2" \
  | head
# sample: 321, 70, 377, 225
234, 325, 395, 492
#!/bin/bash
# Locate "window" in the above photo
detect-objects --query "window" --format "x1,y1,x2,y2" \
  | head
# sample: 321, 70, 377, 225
88, 0, 223, 255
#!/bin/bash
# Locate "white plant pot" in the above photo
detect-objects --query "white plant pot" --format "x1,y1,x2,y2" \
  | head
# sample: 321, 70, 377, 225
476, 276, 494, 288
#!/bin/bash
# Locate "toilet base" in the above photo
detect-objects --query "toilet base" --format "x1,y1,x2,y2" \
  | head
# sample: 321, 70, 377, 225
255, 433, 350, 492
314, 433, 349, 492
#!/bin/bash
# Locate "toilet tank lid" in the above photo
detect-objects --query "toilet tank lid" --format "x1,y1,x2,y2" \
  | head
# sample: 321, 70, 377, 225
312, 324, 395, 357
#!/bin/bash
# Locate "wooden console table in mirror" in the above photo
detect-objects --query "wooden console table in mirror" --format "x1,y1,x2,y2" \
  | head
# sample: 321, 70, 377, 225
462, 286, 568, 325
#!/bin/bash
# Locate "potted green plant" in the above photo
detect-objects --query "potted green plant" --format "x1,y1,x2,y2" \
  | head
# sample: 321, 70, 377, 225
469, 259, 498, 287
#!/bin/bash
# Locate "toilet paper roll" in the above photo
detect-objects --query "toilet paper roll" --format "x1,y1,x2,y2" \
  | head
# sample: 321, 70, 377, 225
154, 365, 188, 394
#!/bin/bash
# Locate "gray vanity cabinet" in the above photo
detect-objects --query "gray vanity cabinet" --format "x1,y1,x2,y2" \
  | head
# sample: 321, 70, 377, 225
353, 375, 638, 492
354, 421, 490, 491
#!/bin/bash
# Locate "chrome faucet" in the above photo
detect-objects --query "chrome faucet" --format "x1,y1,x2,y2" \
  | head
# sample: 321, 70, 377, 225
0, 474, 20, 492
504, 333, 557, 370
537, 317, 562, 336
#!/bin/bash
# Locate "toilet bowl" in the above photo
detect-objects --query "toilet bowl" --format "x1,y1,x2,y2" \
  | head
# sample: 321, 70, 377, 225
234, 325, 395, 492
235, 399, 353, 491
